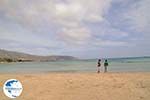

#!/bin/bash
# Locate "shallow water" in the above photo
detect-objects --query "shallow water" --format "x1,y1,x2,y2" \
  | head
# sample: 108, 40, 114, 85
0, 57, 150, 73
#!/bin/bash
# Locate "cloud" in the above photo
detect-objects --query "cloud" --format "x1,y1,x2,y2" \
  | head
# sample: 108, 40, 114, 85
54, 0, 111, 22
0, 0, 149, 58
0, 22, 62, 56
59, 26, 91, 45
93, 39, 129, 46
0, 0, 112, 45
123, 0, 150, 33
111, 0, 150, 34
104, 0, 150, 47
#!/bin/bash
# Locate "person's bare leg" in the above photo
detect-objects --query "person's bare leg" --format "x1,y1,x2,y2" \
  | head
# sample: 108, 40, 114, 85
97, 67, 100, 73
104, 66, 107, 73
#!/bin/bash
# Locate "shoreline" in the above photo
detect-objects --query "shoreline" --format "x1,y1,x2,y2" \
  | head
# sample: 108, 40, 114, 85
0, 71, 150, 74
0, 72, 150, 100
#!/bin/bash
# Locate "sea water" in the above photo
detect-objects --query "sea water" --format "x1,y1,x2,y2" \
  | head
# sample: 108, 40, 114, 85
0, 57, 150, 73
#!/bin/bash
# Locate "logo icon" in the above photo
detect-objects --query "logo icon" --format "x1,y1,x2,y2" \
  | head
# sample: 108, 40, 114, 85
3, 79, 23, 98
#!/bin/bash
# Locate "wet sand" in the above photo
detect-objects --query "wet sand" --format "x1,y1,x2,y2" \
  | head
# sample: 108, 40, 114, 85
0, 72, 150, 100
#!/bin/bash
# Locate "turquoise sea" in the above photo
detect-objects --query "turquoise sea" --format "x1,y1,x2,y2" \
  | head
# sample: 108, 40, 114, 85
0, 57, 150, 73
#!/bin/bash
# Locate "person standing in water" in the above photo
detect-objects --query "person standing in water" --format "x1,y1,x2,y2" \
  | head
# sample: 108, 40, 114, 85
104, 60, 108, 72
97, 59, 101, 73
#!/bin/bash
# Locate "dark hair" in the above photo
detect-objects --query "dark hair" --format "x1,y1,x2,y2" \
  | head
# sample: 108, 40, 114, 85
98, 59, 101, 61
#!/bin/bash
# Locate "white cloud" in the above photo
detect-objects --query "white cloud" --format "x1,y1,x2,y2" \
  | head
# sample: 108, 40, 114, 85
0, 26, 59, 49
0, 0, 112, 45
95, 40, 128, 46
55, 0, 112, 22
59, 27, 91, 45
124, 0, 150, 33
54, 0, 112, 44
2, 0, 148, 58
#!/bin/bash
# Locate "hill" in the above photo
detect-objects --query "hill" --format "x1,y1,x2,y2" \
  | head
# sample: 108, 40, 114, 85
0, 49, 77, 62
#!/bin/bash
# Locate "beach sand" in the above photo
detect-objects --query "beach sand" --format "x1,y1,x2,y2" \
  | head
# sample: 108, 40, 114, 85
0, 72, 150, 100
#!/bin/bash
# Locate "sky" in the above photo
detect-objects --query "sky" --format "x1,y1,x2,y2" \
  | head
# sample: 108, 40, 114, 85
0, 0, 150, 58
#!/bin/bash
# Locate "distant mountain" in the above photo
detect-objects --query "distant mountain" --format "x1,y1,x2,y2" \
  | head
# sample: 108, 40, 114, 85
0, 49, 78, 62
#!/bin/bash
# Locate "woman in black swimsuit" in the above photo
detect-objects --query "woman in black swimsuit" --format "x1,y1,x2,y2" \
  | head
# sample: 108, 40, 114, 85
97, 59, 101, 73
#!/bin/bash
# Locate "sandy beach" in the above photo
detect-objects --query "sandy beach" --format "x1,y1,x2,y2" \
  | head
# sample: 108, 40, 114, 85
0, 72, 150, 100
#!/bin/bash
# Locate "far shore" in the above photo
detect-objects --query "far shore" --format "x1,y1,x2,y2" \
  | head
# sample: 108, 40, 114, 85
0, 72, 150, 100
